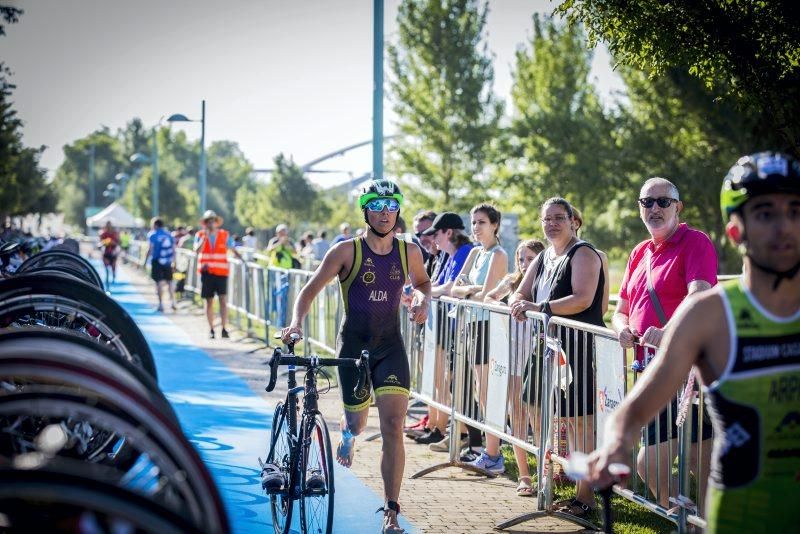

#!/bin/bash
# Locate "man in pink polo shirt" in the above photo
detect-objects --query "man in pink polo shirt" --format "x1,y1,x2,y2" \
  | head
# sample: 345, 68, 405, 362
612, 177, 717, 510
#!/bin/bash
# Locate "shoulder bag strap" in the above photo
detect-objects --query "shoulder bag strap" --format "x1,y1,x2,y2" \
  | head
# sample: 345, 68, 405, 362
645, 248, 669, 327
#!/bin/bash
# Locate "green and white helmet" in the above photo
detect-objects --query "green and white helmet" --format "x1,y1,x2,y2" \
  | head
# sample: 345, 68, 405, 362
358, 179, 404, 209
721, 151, 800, 220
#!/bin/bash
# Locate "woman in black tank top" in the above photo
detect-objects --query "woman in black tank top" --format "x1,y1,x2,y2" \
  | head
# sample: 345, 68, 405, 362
509, 197, 604, 517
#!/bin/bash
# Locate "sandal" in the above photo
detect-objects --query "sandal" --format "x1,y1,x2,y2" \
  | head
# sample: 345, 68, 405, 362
516, 476, 535, 497
556, 498, 595, 518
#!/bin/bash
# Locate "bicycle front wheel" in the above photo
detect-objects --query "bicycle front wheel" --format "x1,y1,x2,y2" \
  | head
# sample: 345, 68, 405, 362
268, 401, 294, 534
299, 413, 334, 534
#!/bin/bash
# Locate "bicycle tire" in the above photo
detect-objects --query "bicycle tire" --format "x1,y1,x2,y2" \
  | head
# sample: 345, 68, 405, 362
0, 467, 204, 533
299, 412, 334, 534
0, 390, 229, 532
17, 249, 104, 289
0, 328, 163, 397
268, 400, 295, 534
0, 273, 157, 378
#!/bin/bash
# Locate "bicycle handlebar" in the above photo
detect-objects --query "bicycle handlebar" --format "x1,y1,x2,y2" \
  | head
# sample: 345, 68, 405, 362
265, 347, 370, 396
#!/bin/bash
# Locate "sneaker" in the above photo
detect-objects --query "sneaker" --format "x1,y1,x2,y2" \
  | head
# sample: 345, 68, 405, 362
209, 329, 215, 339
404, 415, 429, 434
467, 451, 505, 474
221, 328, 230, 339
405, 426, 431, 440
413, 428, 443, 445
459, 447, 482, 463
430, 433, 467, 452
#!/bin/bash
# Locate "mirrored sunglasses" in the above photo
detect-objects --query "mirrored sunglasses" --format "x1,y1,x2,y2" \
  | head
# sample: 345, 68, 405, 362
638, 197, 678, 209
365, 198, 400, 212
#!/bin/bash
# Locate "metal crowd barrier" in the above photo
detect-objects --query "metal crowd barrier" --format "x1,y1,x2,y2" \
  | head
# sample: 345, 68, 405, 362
125, 239, 714, 532
125, 241, 341, 356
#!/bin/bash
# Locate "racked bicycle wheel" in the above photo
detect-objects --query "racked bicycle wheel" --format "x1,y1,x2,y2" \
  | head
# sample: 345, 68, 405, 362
17, 249, 104, 289
299, 412, 334, 534
0, 389, 229, 532
0, 273, 156, 378
267, 401, 295, 533
0, 467, 204, 533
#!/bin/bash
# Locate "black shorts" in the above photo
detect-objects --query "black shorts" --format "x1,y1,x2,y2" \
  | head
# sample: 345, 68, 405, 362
200, 272, 228, 298
336, 327, 409, 412
151, 261, 173, 282
643, 399, 713, 445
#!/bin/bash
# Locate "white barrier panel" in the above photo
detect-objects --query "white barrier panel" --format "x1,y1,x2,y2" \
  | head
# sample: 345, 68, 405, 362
317, 297, 327, 347
486, 310, 510, 432
420, 306, 437, 399
595, 335, 626, 447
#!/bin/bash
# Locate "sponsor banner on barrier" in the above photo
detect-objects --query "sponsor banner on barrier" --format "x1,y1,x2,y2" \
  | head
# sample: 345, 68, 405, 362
595, 335, 626, 446
487, 311, 510, 432
421, 305, 437, 399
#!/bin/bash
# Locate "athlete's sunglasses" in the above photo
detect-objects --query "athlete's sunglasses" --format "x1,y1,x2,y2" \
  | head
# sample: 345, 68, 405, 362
638, 197, 678, 209
365, 198, 400, 212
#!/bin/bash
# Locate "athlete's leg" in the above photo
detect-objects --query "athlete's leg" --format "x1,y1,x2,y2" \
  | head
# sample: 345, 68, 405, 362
375, 393, 408, 531
337, 407, 368, 467
636, 439, 676, 507
155, 279, 164, 307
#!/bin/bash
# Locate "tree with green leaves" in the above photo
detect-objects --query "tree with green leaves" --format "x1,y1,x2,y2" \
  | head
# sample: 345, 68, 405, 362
556, 0, 800, 154
235, 153, 320, 231
387, 0, 502, 210
0, 6, 54, 221
500, 15, 617, 240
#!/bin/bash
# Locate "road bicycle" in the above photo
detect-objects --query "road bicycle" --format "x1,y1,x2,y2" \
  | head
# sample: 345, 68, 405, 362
260, 334, 369, 534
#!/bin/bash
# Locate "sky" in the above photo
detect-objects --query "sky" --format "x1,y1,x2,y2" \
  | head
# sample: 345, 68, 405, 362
1, 0, 624, 188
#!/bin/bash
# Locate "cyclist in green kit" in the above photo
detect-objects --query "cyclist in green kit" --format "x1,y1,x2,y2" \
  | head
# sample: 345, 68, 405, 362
587, 152, 800, 533
282, 179, 431, 534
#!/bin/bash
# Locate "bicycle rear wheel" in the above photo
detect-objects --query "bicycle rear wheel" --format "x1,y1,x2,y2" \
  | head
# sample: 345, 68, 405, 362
17, 249, 104, 289
267, 401, 294, 534
299, 412, 334, 534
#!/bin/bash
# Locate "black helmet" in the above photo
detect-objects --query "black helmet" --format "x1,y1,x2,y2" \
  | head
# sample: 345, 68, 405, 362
721, 151, 800, 220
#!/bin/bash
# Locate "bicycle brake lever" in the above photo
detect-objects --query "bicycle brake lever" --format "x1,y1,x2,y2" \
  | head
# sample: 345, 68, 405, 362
353, 350, 370, 396
265, 347, 282, 392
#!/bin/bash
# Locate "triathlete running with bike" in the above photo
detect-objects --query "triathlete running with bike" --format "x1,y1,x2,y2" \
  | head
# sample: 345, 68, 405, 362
282, 179, 430, 534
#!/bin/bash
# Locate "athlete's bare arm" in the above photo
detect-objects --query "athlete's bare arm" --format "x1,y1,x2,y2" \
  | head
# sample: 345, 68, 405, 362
282, 242, 353, 342
405, 242, 431, 323
587, 289, 727, 489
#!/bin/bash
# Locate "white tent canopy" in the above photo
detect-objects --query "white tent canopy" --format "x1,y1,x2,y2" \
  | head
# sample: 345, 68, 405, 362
86, 202, 142, 229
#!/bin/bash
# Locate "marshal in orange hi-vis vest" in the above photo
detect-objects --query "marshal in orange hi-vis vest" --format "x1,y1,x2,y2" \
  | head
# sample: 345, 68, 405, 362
196, 228, 230, 276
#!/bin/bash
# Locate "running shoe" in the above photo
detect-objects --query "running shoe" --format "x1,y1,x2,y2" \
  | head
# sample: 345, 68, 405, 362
467, 451, 505, 474
413, 428, 443, 445
404, 415, 429, 434
209, 329, 215, 339
221, 328, 230, 338
459, 447, 482, 463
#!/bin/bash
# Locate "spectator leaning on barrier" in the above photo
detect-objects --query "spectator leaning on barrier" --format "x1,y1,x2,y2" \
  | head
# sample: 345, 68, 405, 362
412, 210, 446, 279
145, 217, 176, 313
451, 203, 509, 473
485, 238, 545, 495
195, 210, 244, 339
266, 223, 299, 269
611, 177, 717, 509
408, 212, 475, 449
589, 154, 800, 533
510, 197, 605, 519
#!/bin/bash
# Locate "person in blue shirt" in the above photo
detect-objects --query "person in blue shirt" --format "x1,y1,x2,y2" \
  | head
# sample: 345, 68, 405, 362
145, 217, 176, 312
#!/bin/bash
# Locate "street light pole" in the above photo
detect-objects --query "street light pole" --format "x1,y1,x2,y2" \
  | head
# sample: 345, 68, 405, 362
373, 0, 384, 181
152, 128, 160, 217
199, 99, 207, 213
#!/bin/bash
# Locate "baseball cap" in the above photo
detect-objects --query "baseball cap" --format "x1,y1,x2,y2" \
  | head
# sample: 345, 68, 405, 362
421, 212, 465, 235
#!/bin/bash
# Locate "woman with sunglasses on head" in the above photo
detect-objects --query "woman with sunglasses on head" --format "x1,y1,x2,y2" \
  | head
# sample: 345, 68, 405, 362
449, 204, 509, 473
281, 179, 431, 534
509, 197, 606, 519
